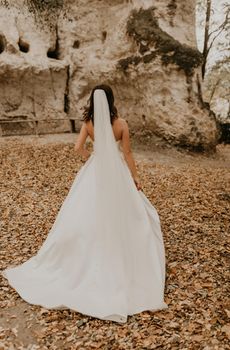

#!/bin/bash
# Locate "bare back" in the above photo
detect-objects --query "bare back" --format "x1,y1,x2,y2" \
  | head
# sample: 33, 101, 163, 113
75, 115, 138, 183
85, 117, 125, 143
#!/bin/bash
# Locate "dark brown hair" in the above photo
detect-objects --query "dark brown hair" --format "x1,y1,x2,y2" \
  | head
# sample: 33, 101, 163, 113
81, 84, 118, 125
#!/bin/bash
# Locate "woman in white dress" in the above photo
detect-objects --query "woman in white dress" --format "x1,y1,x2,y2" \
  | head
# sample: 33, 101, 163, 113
77, 86, 142, 191
2, 84, 168, 323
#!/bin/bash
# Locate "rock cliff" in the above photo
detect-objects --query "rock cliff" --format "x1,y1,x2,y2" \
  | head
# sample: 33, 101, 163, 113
0, 0, 220, 150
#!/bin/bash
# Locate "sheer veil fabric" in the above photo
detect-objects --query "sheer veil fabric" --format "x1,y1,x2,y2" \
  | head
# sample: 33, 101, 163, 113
2, 89, 168, 323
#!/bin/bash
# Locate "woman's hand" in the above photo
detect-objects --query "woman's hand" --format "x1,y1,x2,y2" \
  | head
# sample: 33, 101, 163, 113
79, 148, 91, 162
74, 145, 91, 162
133, 177, 142, 191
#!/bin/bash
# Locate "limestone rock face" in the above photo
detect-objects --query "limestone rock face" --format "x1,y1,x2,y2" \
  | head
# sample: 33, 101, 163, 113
0, 0, 220, 149
0, 2, 70, 136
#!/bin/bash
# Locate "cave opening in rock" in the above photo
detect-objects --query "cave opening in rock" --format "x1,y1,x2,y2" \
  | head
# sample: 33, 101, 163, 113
70, 120, 76, 133
102, 31, 107, 43
47, 30, 60, 59
0, 34, 6, 54
73, 40, 80, 49
47, 47, 59, 59
18, 37, 30, 53
47, 45, 59, 60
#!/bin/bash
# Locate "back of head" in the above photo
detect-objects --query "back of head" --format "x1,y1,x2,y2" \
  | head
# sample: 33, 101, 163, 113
82, 84, 118, 125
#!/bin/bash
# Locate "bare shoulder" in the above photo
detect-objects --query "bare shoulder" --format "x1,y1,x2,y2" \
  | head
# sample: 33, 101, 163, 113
116, 117, 128, 129
84, 119, 92, 130
117, 117, 127, 123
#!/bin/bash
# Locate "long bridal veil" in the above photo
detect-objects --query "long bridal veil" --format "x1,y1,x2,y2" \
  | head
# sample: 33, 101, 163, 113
2, 88, 167, 323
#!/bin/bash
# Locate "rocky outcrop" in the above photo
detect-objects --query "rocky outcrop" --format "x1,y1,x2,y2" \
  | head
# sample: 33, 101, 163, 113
0, 0, 220, 150
0, 1, 70, 136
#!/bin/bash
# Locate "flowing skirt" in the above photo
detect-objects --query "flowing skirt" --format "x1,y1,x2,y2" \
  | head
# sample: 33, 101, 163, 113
2, 147, 167, 323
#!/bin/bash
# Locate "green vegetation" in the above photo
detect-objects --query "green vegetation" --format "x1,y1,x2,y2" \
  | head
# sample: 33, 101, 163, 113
26, 0, 63, 12
117, 6, 203, 75
25, 0, 64, 29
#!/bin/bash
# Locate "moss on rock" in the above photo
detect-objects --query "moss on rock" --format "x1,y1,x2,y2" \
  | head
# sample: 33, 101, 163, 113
167, 0, 177, 26
120, 6, 203, 75
26, 0, 63, 12
117, 55, 142, 71
25, 0, 64, 29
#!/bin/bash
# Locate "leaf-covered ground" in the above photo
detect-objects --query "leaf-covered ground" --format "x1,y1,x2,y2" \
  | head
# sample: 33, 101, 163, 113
0, 135, 229, 349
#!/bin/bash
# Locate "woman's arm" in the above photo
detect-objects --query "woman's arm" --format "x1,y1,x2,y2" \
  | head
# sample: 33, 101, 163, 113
74, 122, 91, 160
121, 120, 142, 190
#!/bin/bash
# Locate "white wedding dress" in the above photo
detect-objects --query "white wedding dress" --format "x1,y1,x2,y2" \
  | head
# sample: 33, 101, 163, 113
2, 89, 168, 323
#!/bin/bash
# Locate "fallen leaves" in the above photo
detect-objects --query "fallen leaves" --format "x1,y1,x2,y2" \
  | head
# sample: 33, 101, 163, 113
222, 324, 230, 339
0, 140, 229, 349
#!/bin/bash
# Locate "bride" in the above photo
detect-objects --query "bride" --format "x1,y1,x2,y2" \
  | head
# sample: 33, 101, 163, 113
2, 84, 168, 323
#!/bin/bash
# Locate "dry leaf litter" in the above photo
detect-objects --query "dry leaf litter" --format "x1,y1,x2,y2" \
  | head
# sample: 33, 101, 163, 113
0, 137, 229, 350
